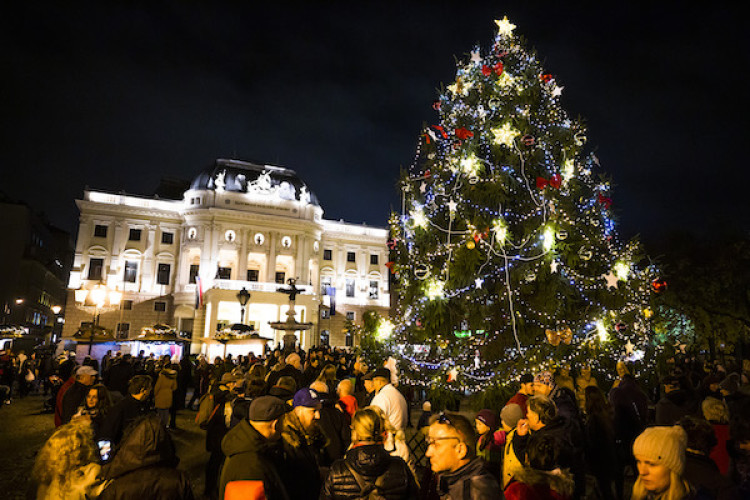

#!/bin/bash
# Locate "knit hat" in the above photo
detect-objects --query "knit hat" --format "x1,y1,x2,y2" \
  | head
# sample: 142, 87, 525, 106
422, 401, 432, 411
476, 409, 498, 430
500, 403, 524, 429
701, 397, 729, 423
632, 426, 687, 475
534, 370, 554, 387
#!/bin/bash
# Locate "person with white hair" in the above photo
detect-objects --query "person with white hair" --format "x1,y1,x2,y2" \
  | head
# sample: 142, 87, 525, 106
264, 352, 303, 392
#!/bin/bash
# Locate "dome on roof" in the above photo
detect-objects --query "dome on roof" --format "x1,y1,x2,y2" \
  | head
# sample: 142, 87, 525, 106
189, 159, 320, 206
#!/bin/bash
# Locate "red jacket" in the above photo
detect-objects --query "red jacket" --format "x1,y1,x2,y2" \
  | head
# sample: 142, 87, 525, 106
710, 423, 730, 475
54, 376, 76, 427
507, 392, 529, 416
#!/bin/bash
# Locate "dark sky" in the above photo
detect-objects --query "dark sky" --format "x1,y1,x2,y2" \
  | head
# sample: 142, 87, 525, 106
2, 2, 748, 247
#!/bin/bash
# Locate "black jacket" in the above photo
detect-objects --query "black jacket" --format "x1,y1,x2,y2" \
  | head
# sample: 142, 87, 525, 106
685, 451, 740, 500
205, 385, 233, 452
219, 419, 290, 500
317, 391, 352, 466
265, 364, 303, 393
435, 457, 502, 500
280, 411, 323, 500
100, 395, 151, 445
323, 444, 418, 499
655, 389, 698, 425
105, 361, 134, 395
98, 416, 193, 500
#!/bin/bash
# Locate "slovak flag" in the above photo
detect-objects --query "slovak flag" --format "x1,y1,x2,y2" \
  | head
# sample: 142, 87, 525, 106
195, 276, 204, 309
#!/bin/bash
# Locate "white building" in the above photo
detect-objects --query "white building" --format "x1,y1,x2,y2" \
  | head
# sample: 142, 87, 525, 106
62, 159, 390, 357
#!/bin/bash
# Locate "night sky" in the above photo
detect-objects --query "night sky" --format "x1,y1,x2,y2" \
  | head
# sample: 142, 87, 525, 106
2, 2, 748, 247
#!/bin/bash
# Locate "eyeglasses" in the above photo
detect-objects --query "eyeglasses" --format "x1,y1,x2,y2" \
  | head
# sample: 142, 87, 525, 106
426, 436, 461, 447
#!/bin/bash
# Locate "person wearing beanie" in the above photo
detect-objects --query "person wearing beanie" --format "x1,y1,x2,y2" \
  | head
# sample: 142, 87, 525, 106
631, 425, 692, 500
417, 400, 434, 429
475, 409, 502, 480
501, 403, 525, 488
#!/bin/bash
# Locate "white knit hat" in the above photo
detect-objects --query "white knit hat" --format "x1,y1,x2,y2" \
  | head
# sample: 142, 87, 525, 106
632, 426, 687, 475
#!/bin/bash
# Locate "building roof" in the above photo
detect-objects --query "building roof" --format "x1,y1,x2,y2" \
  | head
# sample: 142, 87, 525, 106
189, 159, 320, 206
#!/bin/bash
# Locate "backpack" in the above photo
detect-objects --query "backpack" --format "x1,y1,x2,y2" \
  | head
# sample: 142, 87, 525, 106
195, 392, 219, 429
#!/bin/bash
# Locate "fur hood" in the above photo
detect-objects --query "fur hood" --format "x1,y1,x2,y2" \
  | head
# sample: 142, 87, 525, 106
513, 467, 575, 497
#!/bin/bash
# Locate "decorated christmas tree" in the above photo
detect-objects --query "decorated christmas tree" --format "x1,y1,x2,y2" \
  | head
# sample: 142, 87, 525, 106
386, 17, 661, 393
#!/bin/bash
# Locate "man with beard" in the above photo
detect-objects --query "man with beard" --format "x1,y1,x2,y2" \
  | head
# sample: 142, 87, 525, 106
280, 388, 323, 500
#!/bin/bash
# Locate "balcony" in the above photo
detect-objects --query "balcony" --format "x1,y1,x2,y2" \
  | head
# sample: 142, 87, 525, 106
212, 279, 315, 295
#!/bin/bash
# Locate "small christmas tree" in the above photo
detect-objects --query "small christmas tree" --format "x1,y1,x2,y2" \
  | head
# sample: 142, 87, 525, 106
387, 17, 659, 393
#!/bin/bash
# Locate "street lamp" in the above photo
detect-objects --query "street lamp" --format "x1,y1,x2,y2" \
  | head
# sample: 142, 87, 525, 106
75, 284, 122, 354
236, 287, 251, 325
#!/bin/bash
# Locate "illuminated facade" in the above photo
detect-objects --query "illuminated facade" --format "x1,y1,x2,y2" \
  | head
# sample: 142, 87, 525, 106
62, 159, 390, 354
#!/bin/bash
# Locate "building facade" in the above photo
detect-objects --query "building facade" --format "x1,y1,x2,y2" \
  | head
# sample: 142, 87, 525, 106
62, 159, 390, 355
0, 199, 72, 344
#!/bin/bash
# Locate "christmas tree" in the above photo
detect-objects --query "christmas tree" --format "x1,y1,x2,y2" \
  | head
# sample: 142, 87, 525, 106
387, 17, 660, 393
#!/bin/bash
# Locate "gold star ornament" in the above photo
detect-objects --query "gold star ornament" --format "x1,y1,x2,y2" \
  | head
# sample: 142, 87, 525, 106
491, 122, 519, 148
495, 17, 516, 37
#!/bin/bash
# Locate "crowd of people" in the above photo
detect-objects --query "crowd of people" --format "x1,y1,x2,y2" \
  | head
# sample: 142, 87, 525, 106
3, 343, 750, 499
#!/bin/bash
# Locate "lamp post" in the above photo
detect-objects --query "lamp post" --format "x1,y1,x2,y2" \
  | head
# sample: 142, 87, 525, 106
75, 284, 122, 354
236, 287, 251, 325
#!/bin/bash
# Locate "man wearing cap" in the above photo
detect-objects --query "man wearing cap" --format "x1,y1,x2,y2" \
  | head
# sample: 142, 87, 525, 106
370, 367, 408, 432
280, 388, 323, 500
205, 372, 239, 498
60, 365, 98, 425
506, 373, 534, 416
219, 395, 290, 500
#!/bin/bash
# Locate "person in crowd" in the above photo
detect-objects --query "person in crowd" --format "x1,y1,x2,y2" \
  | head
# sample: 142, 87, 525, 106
575, 363, 598, 411
507, 373, 534, 416
154, 362, 178, 430
611, 361, 630, 390
425, 412, 501, 499
265, 352, 304, 392
302, 353, 321, 387
417, 400, 434, 430
72, 383, 112, 439
504, 433, 575, 500
316, 363, 339, 393
608, 372, 649, 496
656, 374, 699, 426
501, 403, 525, 488
337, 377, 358, 420
367, 404, 417, 477
19, 351, 37, 397
554, 365, 575, 393
311, 380, 351, 467
719, 373, 748, 417
583, 386, 618, 500
360, 370, 377, 407
370, 367, 408, 432
188, 355, 211, 410
204, 372, 238, 499
323, 407, 419, 499
281, 387, 324, 500
58, 353, 78, 382
61, 365, 98, 425
104, 354, 135, 397
533, 370, 579, 423
678, 415, 739, 499
31, 419, 107, 499
475, 409, 502, 480
267, 374, 296, 408
631, 425, 692, 500
55, 364, 80, 427
699, 373, 724, 401
219, 395, 290, 499
176, 354, 192, 410
728, 416, 750, 497
513, 395, 585, 499
98, 415, 194, 500
702, 396, 731, 476
100, 375, 153, 446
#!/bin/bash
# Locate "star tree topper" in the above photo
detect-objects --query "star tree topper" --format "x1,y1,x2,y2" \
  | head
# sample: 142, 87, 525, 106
495, 16, 516, 36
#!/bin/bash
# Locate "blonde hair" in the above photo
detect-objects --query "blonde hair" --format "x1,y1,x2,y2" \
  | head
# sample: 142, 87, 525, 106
702, 397, 729, 423
365, 405, 405, 442
631, 473, 690, 500
351, 407, 386, 443
32, 419, 98, 487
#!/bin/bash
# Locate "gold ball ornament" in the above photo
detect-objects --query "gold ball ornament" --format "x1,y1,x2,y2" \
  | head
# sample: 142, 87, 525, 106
466, 240, 476, 249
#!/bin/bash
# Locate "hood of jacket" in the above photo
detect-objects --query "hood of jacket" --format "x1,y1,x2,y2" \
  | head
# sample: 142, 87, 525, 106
222, 419, 281, 458
103, 415, 178, 479
513, 467, 575, 497
345, 444, 393, 477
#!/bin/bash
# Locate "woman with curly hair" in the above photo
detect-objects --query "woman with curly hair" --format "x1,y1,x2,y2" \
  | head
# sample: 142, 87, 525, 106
32, 419, 107, 499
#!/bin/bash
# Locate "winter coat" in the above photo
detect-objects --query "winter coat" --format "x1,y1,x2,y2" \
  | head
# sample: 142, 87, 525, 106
61, 381, 91, 425
655, 389, 699, 425
684, 451, 740, 500
265, 364, 303, 393
710, 422, 731, 476
503, 429, 524, 488
99, 395, 151, 445
281, 410, 323, 500
476, 430, 503, 478
317, 391, 352, 466
205, 384, 233, 452
608, 376, 649, 459
98, 416, 193, 500
105, 361, 134, 396
219, 419, 290, 500
154, 369, 177, 409
435, 456, 502, 500
504, 467, 574, 500
583, 413, 618, 480
322, 443, 418, 499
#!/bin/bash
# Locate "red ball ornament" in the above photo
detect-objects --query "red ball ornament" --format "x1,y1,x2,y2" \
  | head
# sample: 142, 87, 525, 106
493, 62, 504, 75
615, 322, 628, 333
454, 127, 474, 140
432, 100, 441, 111
540, 74, 554, 83
481, 65, 492, 77
652, 278, 668, 293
